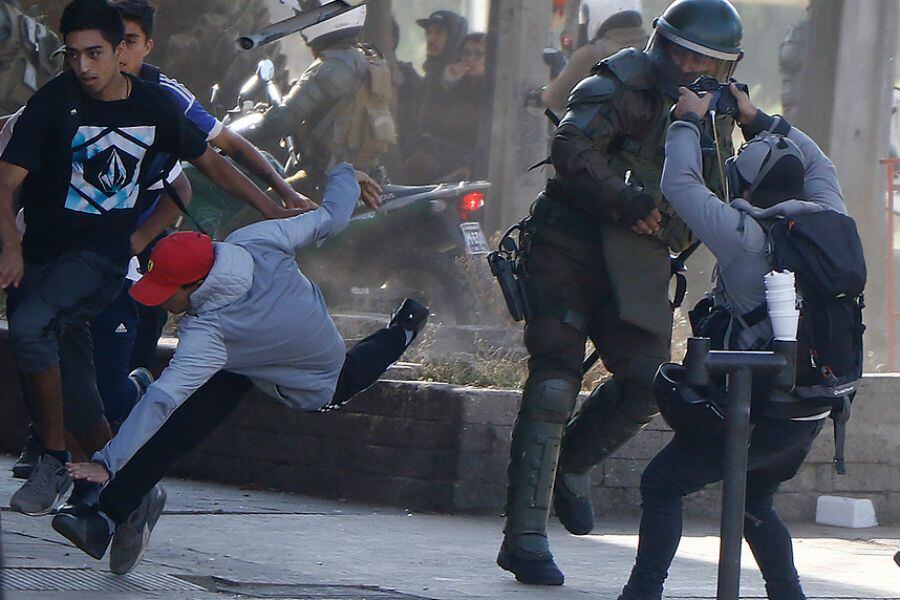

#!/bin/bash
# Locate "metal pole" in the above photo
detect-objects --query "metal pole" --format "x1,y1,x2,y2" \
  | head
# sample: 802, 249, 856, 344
886, 159, 897, 370
716, 366, 753, 600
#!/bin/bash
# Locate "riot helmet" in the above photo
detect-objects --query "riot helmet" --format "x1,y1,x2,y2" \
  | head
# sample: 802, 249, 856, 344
725, 133, 805, 207
297, 0, 367, 51
579, 0, 643, 42
646, 0, 743, 87
654, 362, 725, 443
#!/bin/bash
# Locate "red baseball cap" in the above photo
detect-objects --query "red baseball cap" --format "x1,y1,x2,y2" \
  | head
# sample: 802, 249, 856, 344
129, 232, 215, 307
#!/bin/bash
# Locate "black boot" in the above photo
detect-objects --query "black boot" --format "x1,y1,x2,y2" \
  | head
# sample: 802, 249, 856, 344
553, 471, 595, 535
52, 505, 114, 560
12, 424, 44, 480
57, 480, 103, 517
389, 298, 429, 344
554, 380, 654, 535
496, 538, 564, 585
499, 377, 578, 586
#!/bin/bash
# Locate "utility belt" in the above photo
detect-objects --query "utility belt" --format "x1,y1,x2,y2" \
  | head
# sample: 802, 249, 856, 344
486, 194, 593, 333
534, 181, 605, 242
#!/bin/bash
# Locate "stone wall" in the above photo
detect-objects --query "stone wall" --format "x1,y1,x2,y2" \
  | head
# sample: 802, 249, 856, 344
0, 327, 897, 522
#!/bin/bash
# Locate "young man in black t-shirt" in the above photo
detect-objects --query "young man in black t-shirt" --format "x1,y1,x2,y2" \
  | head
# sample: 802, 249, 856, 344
0, 0, 298, 517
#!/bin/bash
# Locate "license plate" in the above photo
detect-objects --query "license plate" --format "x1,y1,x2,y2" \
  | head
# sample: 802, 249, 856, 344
460, 222, 490, 255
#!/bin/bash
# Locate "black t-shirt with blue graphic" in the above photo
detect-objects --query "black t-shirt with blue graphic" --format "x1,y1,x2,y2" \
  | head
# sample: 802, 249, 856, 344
1, 71, 208, 265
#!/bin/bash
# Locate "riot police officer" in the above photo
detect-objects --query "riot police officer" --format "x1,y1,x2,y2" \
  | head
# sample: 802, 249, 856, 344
249, 0, 396, 194
497, 0, 743, 586
542, 0, 648, 113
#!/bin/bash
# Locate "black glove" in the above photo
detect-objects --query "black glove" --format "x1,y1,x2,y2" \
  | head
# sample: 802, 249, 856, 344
617, 190, 657, 227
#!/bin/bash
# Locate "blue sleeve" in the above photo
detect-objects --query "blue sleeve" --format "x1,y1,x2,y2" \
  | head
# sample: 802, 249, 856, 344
225, 163, 360, 253
159, 74, 223, 141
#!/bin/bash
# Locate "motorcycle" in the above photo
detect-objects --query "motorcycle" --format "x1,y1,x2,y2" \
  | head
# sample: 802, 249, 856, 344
181, 59, 492, 323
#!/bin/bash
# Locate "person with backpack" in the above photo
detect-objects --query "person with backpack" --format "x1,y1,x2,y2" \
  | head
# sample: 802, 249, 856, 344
614, 84, 864, 600
247, 0, 396, 196
0, 0, 300, 518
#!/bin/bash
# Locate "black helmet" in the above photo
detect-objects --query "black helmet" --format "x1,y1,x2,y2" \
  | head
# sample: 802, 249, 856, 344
646, 0, 743, 88
654, 363, 725, 443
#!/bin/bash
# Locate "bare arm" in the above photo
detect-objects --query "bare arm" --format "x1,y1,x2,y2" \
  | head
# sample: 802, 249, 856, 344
211, 128, 316, 211
0, 161, 28, 288
131, 172, 193, 255
188, 147, 298, 221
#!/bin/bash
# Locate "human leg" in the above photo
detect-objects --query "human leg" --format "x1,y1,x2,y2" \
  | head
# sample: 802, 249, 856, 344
53, 371, 254, 564
555, 309, 670, 535
743, 418, 823, 600
619, 435, 725, 599
322, 299, 427, 410
90, 284, 140, 426
497, 227, 600, 584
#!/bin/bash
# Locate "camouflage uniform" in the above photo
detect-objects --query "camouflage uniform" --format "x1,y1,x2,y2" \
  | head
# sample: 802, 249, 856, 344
0, 0, 61, 115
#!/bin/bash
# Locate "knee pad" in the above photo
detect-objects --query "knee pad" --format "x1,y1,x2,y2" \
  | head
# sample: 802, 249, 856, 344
521, 377, 579, 424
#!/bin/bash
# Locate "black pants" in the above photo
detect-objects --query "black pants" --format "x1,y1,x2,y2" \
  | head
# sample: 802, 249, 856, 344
621, 417, 824, 600
99, 325, 407, 523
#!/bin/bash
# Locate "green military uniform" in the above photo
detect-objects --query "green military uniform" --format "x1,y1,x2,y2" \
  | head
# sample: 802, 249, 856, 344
499, 0, 744, 581
254, 43, 396, 192
0, 0, 61, 115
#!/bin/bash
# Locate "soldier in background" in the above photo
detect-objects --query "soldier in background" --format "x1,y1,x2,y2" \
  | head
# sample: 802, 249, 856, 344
542, 0, 648, 113
0, 0, 62, 116
248, 1, 396, 194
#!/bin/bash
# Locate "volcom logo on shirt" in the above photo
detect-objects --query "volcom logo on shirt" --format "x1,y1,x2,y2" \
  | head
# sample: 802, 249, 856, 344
66, 126, 156, 215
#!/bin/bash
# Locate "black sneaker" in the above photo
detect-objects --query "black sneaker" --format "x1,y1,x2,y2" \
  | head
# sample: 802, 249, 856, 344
894, 550, 900, 567
52, 505, 113, 560
12, 425, 45, 480
496, 541, 565, 586
58, 480, 103, 517
128, 367, 154, 397
389, 298, 429, 344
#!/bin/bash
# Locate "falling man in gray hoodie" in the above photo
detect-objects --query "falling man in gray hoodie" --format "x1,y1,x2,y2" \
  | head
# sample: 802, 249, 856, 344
51, 162, 429, 574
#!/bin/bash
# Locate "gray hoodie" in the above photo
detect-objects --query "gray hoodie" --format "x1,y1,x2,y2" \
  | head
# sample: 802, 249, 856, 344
661, 113, 847, 351
95, 163, 360, 476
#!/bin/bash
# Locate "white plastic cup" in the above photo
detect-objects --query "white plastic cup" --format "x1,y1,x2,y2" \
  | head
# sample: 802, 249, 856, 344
769, 309, 800, 341
764, 272, 795, 292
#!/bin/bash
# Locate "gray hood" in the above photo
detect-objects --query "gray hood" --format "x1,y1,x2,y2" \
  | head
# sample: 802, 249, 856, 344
729, 197, 829, 221
189, 242, 254, 315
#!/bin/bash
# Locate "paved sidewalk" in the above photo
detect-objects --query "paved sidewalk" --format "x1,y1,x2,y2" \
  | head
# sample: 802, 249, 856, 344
1, 455, 898, 599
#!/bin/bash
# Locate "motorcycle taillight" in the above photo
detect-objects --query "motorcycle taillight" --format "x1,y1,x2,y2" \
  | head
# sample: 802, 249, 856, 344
459, 192, 485, 221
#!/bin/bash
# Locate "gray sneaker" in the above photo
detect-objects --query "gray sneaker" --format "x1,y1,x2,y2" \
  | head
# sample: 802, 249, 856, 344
109, 484, 167, 575
10, 454, 72, 516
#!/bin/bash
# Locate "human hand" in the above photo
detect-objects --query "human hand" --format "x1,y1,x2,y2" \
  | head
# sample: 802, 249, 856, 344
66, 461, 110, 485
442, 62, 468, 86
270, 206, 305, 219
281, 189, 318, 213
729, 82, 757, 126
675, 86, 713, 121
356, 170, 383, 210
0, 245, 24, 289
619, 192, 662, 236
